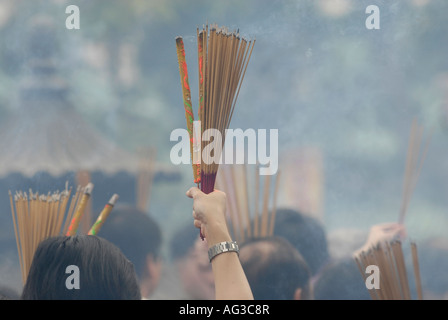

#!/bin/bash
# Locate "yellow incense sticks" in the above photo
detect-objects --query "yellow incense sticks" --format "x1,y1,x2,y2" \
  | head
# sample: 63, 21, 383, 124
66, 182, 94, 236
198, 25, 255, 194
10, 182, 119, 285
216, 164, 280, 243
398, 119, 430, 224
88, 194, 119, 235
10, 186, 72, 284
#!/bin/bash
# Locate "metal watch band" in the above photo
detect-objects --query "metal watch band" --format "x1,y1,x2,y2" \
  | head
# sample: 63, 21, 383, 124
208, 241, 239, 262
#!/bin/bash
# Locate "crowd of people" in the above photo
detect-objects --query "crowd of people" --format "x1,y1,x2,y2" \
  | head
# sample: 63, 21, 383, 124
0, 185, 446, 301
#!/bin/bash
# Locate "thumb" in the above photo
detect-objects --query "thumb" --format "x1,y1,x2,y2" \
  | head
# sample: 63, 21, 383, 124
186, 187, 202, 199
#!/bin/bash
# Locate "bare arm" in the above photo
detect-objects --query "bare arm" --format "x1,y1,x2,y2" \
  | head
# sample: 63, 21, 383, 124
186, 187, 253, 300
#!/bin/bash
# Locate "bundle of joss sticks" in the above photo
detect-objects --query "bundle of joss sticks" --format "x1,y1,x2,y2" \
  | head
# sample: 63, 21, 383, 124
175, 23, 255, 194
354, 240, 423, 300
10, 182, 118, 283
216, 164, 280, 244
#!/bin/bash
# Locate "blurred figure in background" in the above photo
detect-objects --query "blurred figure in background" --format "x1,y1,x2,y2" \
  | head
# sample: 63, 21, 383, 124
273, 208, 331, 279
313, 222, 406, 300
239, 236, 312, 300
313, 257, 371, 300
169, 221, 215, 300
99, 204, 163, 300
20, 187, 253, 300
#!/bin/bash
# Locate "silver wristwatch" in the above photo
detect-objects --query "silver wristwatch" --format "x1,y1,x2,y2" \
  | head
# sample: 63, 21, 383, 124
208, 241, 239, 262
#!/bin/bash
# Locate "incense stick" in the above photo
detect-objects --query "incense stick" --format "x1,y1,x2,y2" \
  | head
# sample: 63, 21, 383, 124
176, 24, 255, 195
66, 182, 94, 236
10, 187, 74, 284
76, 171, 92, 234
217, 164, 280, 243
216, 165, 240, 242
354, 239, 423, 300
88, 194, 119, 235
62, 185, 81, 235
175, 37, 198, 184
398, 119, 430, 224
410, 242, 423, 300
260, 174, 271, 237
268, 171, 281, 236
241, 164, 252, 239
10, 183, 120, 284
355, 254, 379, 300
231, 165, 246, 242
176, 24, 255, 242
136, 147, 156, 211
254, 164, 259, 237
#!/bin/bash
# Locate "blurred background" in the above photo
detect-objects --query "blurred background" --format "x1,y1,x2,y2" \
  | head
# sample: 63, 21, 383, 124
0, 0, 447, 297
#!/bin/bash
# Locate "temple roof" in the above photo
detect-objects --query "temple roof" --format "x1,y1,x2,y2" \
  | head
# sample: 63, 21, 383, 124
0, 15, 178, 180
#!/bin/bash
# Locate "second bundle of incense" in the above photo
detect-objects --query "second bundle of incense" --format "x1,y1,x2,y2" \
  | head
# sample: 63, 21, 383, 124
10, 182, 119, 284
354, 240, 423, 300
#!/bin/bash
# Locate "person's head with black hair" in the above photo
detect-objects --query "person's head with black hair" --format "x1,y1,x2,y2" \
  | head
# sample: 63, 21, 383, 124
239, 236, 312, 300
98, 204, 163, 299
313, 257, 371, 300
169, 221, 215, 300
21, 235, 141, 300
273, 208, 330, 277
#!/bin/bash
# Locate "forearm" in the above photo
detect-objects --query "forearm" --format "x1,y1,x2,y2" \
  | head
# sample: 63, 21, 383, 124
207, 223, 253, 300
186, 187, 253, 300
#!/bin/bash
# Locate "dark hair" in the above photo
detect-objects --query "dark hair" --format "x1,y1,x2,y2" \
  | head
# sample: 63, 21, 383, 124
240, 236, 312, 300
21, 235, 141, 300
98, 204, 162, 281
273, 208, 330, 276
313, 258, 371, 300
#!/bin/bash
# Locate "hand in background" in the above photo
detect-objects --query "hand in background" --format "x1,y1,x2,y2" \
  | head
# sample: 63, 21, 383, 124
354, 222, 407, 257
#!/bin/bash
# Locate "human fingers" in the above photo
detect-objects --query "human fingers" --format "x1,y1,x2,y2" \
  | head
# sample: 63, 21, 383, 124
374, 222, 401, 231
186, 187, 202, 199
382, 223, 406, 236
394, 224, 407, 239
193, 220, 205, 238
193, 219, 201, 229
